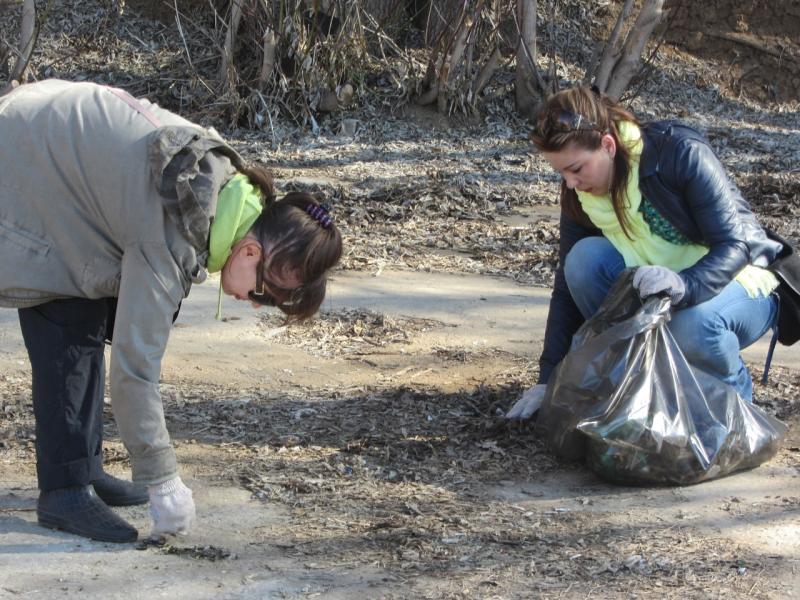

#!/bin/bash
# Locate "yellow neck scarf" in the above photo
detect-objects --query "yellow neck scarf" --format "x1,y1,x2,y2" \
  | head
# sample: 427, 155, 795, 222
576, 121, 709, 272
206, 173, 263, 273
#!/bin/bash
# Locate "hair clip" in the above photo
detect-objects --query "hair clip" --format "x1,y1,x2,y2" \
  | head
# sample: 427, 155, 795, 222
306, 203, 333, 229
543, 109, 601, 135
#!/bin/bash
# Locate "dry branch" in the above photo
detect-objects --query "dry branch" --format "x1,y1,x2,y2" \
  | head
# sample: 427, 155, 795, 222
258, 26, 276, 91
445, 14, 472, 87
417, 0, 508, 115
706, 30, 799, 63
605, 0, 664, 100
219, 0, 246, 93
471, 47, 501, 101
7, 0, 36, 84
592, 0, 634, 91
438, 9, 474, 112
514, 0, 545, 116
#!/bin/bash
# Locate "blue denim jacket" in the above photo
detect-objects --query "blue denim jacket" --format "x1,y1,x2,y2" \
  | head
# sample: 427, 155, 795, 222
538, 120, 783, 384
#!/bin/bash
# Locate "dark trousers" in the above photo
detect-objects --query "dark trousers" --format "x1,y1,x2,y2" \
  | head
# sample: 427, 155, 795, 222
18, 298, 117, 492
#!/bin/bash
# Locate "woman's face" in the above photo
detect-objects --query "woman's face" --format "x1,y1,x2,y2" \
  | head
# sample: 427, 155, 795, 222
542, 135, 616, 196
220, 236, 302, 307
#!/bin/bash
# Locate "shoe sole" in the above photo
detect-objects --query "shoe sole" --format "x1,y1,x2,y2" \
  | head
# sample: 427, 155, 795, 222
37, 509, 138, 543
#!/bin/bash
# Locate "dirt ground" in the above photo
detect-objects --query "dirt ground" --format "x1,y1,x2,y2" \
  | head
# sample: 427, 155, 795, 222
664, 0, 800, 103
1, 1, 800, 598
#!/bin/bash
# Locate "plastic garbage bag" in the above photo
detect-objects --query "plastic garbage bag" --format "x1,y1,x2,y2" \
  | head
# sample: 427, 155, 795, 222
535, 269, 787, 485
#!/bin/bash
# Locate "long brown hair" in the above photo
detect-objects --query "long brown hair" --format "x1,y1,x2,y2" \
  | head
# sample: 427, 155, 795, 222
243, 164, 343, 322
530, 86, 639, 237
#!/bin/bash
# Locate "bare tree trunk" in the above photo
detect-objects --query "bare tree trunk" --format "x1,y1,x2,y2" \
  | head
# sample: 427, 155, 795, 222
417, 0, 487, 113
605, 0, 664, 100
544, 0, 557, 95
591, 0, 634, 91
7, 0, 37, 85
416, 24, 449, 107
588, 0, 665, 100
416, 1, 520, 115
219, 0, 246, 93
471, 47, 501, 101
514, 0, 539, 118
437, 10, 473, 112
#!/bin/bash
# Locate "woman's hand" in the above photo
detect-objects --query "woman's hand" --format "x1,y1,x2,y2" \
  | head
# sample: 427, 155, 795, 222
148, 476, 196, 536
633, 266, 685, 305
506, 384, 547, 420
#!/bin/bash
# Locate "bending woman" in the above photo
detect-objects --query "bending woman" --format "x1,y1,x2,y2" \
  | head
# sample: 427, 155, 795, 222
0, 79, 342, 542
507, 86, 783, 419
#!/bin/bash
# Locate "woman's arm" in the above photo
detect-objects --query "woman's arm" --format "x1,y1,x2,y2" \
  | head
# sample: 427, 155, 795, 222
669, 138, 752, 307
538, 212, 596, 384
109, 242, 187, 485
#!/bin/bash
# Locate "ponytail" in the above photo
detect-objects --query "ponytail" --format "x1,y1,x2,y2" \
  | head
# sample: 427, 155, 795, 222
240, 164, 277, 207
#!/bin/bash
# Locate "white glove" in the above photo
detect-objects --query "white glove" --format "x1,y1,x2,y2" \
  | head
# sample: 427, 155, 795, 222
148, 476, 195, 536
633, 266, 685, 305
506, 384, 547, 420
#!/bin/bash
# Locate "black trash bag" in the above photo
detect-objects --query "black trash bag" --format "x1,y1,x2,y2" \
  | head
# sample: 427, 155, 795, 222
535, 269, 787, 485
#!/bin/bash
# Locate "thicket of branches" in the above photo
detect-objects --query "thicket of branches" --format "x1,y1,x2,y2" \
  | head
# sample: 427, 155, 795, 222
1, 0, 669, 125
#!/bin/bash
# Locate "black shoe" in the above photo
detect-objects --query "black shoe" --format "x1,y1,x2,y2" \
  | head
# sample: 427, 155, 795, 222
37, 486, 138, 543
92, 472, 149, 507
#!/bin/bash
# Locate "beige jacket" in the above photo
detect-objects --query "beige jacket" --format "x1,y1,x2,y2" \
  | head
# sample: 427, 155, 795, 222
0, 80, 244, 483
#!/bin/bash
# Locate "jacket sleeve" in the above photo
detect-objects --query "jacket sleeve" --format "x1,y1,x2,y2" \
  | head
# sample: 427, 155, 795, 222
109, 242, 187, 485
668, 138, 751, 308
538, 211, 596, 384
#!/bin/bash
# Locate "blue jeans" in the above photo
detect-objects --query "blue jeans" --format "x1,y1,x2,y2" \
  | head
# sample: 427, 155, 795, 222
563, 237, 779, 401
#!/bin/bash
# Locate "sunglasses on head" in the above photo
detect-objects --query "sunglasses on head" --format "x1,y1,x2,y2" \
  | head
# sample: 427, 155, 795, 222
537, 109, 601, 137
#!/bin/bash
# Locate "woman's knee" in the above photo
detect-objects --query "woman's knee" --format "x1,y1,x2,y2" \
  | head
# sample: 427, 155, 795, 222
669, 307, 738, 372
564, 237, 623, 292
